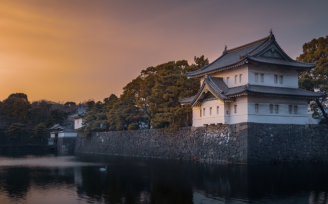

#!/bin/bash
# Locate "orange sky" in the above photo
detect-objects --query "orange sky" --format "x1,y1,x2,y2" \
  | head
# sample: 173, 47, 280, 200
1, 0, 327, 103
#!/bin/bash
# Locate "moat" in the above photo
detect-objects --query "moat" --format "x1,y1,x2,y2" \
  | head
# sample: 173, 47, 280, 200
0, 153, 328, 204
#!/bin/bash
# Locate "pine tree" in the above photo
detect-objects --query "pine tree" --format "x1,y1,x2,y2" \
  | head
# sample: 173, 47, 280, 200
5, 123, 28, 145
31, 123, 47, 143
297, 36, 328, 123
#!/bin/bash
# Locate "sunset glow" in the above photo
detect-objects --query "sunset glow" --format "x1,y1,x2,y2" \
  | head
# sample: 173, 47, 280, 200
1, 0, 327, 103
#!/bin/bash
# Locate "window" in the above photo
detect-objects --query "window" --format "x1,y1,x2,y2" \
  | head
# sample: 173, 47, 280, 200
279, 76, 283, 84
289, 105, 292, 114
217, 106, 219, 115
200, 109, 202, 117
275, 105, 279, 114
235, 75, 238, 84
203, 108, 205, 116
210, 107, 212, 115
226, 111, 229, 115
274, 75, 278, 84
270, 104, 273, 113
227, 77, 229, 84
255, 73, 259, 82
234, 105, 237, 114
294, 106, 298, 114
239, 74, 242, 83
255, 104, 259, 113
260, 74, 264, 82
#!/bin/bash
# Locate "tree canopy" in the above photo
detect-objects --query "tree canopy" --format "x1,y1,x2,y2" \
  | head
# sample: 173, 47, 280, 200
77, 55, 207, 136
297, 36, 328, 122
5, 123, 28, 145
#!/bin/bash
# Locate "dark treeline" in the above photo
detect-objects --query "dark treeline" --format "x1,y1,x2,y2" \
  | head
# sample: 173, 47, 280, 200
0, 93, 78, 143
0, 55, 209, 140
77, 56, 209, 137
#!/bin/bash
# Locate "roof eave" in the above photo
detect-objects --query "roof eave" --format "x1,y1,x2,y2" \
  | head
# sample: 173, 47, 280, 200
248, 58, 316, 71
186, 59, 248, 79
246, 91, 324, 99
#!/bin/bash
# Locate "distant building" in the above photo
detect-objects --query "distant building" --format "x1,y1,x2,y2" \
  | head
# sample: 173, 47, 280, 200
48, 103, 87, 145
49, 124, 77, 145
69, 103, 87, 129
180, 31, 324, 126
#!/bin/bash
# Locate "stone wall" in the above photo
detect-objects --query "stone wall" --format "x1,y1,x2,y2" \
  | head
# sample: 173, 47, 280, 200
56, 137, 76, 154
247, 123, 328, 163
75, 123, 328, 163
75, 124, 248, 163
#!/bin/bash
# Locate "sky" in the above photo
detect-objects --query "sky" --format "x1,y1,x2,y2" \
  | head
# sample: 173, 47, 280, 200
0, 0, 327, 103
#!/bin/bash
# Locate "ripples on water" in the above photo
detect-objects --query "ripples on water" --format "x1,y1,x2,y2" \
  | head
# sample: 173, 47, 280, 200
0, 153, 327, 204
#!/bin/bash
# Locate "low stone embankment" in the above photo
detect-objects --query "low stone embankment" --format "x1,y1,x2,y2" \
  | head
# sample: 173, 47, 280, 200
75, 123, 248, 163
75, 123, 328, 163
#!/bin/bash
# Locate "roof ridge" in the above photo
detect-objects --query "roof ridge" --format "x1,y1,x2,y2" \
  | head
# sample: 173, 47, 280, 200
226, 36, 270, 54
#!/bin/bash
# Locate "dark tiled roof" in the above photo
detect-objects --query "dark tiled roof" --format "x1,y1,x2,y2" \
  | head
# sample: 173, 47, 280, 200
247, 85, 324, 97
248, 57, 315, 68
78, 104, 87, 116
179, 95, 196, 104
49, 124, 65, 130
225, 85, 248, 96
180, 78, 323, 106
70, 103, 87, 119
179, 76, 234, 106
186, 35, 315, 78
226, 84, 324, 98
208, 77, 229, 93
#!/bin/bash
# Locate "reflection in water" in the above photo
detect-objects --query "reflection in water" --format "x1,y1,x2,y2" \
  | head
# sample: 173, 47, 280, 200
0, 153, 327, 204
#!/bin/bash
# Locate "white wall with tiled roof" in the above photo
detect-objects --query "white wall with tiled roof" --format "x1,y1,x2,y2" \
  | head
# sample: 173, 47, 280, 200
191, 95, 317, 126
192, 96, 249, 127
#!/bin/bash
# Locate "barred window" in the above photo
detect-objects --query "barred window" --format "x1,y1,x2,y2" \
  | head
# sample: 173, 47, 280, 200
274, 75, 278, 84
279, 76, 283, 84
234, 105, 237, 114
227, 77, 229, 84
294, 106, 298, 114
217, 106, 219, 115
289, 105, 292, 114
255, 73, 258, 82
270, 104, 273, 113
203, 108, 205, 116
239, 74, 242, 83
235, 75, 238, 84
200, 109, 202, 117
260, 74, 264, 82
275, 105, 279, 114
210, 107, 212, 115
255, 104, 259, 113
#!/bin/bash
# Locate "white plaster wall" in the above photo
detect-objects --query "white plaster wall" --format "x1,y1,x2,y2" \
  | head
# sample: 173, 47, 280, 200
192, 96, 249, 126
247, 96, 309, 124
50, 133, 55, 138
209, 65, 249, 88
248, 65, 298, 88
58, 132, 78, 138
75, 118, 83, 129
226, 96, 248, 124
308, 114, 321, 124
193, 99, 225, 127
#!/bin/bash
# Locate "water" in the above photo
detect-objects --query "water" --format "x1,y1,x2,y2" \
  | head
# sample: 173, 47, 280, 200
0, 154, 328, 204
